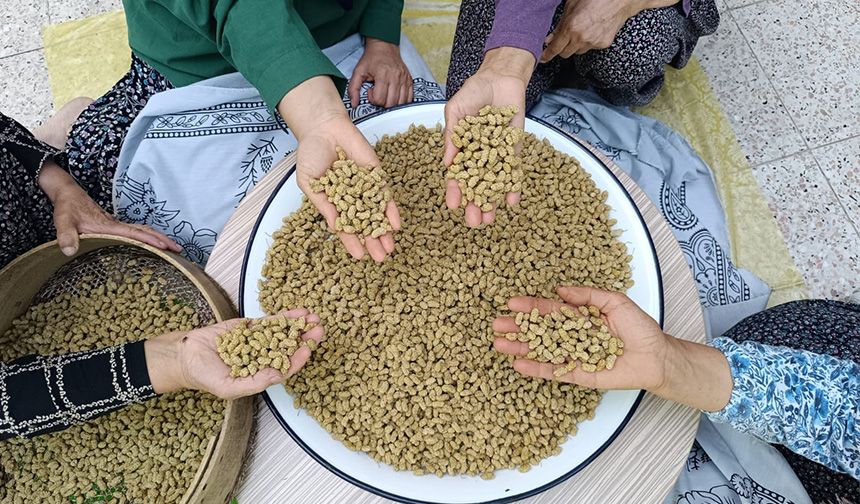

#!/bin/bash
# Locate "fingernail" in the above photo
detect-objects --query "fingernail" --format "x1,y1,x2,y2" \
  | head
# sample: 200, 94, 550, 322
61, 246, 76, 256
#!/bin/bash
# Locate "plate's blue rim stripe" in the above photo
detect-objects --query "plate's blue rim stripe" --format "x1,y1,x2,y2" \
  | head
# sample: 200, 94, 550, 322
238, 99, 664, 504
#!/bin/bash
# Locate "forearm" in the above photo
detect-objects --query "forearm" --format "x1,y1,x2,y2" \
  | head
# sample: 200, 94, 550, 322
0, 342, 155, 440
208, 0, 344, 111
37, 161, 77, 203
706, 338, 860, 477
359, 0, 404, 45
651, 335, 733, 412
143, 334, 184, 394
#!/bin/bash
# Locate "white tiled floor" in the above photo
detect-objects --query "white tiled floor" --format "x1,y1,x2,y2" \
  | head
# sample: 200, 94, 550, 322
697, 0, 860, 299
0, 0, 858, 299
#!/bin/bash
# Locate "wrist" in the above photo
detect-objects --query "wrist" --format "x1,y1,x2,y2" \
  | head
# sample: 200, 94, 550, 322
144, 334, 185, 394
365, 37, 398, 51
38, 161, 78, 203
480, 47, 535, 85
277, 75, 350, 140
653, 335, 733, 412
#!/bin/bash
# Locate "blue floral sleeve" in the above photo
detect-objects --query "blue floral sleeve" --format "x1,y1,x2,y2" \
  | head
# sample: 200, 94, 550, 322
708, 337, 859, 478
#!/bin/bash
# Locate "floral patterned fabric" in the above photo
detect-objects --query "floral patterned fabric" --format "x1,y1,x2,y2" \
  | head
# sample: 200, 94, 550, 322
709, 337, 860, 480
65, 53, 174, 211
0, 113, 70, 269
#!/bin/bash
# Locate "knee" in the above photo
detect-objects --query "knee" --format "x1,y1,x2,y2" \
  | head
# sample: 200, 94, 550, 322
579, 9, 678, 90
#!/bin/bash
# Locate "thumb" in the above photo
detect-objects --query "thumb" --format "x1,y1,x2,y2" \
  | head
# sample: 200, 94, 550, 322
259, 368, 284, 388
54, 211, 80, 256
225, 369, 283, 398
556, 285, 612, 309
443, 102, 463, 167
341, 127, 380, 168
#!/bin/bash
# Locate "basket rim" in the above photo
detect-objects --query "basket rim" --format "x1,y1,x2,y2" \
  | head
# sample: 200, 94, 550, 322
0, 233, 252, 504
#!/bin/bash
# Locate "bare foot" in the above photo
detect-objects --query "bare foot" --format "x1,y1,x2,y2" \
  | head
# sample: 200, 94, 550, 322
33, 96, 94, 149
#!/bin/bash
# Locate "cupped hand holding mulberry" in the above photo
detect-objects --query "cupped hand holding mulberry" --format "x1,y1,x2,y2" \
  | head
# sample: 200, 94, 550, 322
145, 308, 324, 400
443, 47, 531, 227
493, 286, 733, 412
278, 76, 401, 262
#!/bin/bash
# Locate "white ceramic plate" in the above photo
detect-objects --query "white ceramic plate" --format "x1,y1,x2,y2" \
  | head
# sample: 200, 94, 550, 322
239, 102, 663, 504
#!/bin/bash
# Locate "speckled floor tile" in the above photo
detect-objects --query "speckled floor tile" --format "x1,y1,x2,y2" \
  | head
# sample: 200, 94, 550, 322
0, 50, 53, 129
48, 0, 122, 23
752, 151, 860, 299
813, 135, 860, 226
696, 10, 805, 165
734, 0, 860, 147
0, 0, 49, 58
722, 0, 766, 10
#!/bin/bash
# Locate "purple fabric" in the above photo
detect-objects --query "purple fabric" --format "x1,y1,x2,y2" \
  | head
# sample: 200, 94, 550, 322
484, 0, 691, 62
484, 0, 560, 62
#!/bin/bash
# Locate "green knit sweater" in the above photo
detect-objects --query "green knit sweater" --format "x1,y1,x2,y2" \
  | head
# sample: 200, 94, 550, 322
123, 0, 403, 110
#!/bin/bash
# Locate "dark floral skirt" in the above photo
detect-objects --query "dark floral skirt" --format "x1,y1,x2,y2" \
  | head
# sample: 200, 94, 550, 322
446, 0, 719, 108
65, 53, 173, 211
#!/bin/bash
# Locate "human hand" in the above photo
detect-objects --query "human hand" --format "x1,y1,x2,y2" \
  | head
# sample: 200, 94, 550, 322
145, 308, 324, 400
348, 37, 413, 109
494, 286, 670, 391
540, 0, 675, 62
38, 162, 181, 256
493, 286, 733, 411
279, 76, 402, 262
443, 47, 532, 227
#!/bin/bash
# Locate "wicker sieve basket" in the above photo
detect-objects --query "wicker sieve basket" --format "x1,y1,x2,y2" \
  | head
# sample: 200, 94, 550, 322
0, 234, 253, 504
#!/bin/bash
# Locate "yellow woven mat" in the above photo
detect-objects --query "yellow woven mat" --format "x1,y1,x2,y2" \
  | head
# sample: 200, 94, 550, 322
42, 4, 806, 305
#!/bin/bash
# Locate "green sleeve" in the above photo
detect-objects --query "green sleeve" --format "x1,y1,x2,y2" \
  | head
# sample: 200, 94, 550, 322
154, 0, 345, 111
359, 0, 404, 45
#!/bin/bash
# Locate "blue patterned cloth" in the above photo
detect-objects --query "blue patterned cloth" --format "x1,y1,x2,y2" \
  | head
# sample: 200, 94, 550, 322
708, 338, 860, 479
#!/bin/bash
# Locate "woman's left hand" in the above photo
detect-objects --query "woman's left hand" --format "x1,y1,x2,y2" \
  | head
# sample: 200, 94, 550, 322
540, 0, 676, 62
38, 162, 181, 256
348, 37, 413, 109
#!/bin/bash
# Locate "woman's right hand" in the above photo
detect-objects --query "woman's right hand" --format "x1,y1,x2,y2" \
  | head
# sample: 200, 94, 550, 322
443, 46, 533, 227
38, 162, 181, 256
279, 76, 401, 262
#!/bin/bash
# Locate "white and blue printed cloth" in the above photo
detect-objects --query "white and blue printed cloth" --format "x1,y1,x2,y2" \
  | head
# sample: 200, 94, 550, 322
115, 33, 443, 265
530, 89, 772, 337
529, 89, 815, 504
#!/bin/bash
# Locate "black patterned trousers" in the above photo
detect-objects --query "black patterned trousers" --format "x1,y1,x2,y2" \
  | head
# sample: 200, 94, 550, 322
446, 0, 720, 108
